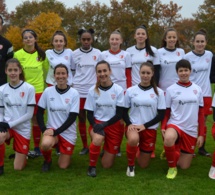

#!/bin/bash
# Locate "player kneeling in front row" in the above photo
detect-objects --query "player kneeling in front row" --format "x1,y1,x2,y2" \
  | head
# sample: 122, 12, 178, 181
84, 60, 124, 177
37, 64, 79, 172
0, 58, 35, 175
161, 59, 204, 179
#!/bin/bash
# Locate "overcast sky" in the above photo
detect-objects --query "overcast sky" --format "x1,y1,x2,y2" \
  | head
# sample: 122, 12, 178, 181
5, 0, 204, 18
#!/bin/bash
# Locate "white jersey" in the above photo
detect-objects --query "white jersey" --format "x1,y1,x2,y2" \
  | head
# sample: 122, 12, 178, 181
72, 48, 102, 98
46, 49, 75, 85
101, 50, 131, 90
38, 86, 79, 145
158, 47, 185, 92
125, 85, 166, 129
184, 50, 213, 97
126, 45, 160, 86
212, 94, 215, 107
84, 83, 124, 121
0, 81, 35, 139
166, 82, 203, 138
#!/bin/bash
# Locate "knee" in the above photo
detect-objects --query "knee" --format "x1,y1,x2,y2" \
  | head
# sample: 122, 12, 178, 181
92, 136, 103, 146
127, 137, 139, 146
41, 141, 52, 151
164, 136, 175, 147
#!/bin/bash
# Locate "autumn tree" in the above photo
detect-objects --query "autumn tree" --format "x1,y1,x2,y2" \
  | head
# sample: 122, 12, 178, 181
194, 0, 215, 52
5, 26, 22, 51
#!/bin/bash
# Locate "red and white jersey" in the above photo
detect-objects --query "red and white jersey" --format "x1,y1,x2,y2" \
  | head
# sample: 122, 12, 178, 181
126, 45, 160, 86
84, 83, 124, 121
72, 48, 102, 98
184, 50, 213, 97
166, 82, 203, 138
0, 81, 35, 139
158, 47, 185, 92
46, 49, 75, 85
125, 85, 165, 129
38, 86, 79, 145
101, 50, 131, 90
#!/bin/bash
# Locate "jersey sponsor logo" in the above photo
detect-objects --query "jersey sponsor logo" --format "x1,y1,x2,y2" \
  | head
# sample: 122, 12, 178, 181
150, 94, 155, 98
50, 57, 54, 60
78, 63, 94, 68
178, 100, 197, 105
193, 68, 207, 73
6, 102, 22, 107
4, 94, 9, 97
133, 102, 151, 108
65, 98, 70, 104
20, 92, 25, 98
193, 90, 197, 95
65, 56, 69, 60
96, 103, 113, 108
176, 92, 181, 95
111, 94, 116, 100
49, 107, 67, 113
0, 45, 3, 50
50, 97, 55, 101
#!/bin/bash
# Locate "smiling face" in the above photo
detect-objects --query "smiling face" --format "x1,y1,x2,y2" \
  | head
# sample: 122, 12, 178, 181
165, 30, 178, 49
52, 34, 66, 51
109, 33, 122, 51
177, 67, 191, 83
22, 32, 36, 48
139, 65, 153, 86
96, 63, 112, 86
134, 28, 147, 46
81, 32, 93, 50
54, 66, 68, 88
193, 34, 207, 54
5, 62, 22, 86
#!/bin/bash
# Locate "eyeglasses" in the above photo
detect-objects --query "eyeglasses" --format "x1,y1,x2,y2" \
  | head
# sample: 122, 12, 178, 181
81, 38, 91, 42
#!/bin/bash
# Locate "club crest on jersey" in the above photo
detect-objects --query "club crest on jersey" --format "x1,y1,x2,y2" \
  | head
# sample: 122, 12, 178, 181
65, 56, 69, 60
145, 52, 149, 57
206, 58, 210, 63
93, 56, 97, 60
176, 52, 180, 56
120, 55, 124, 59
0, 44, 3, 49
150, 94, 154, 98
20, 92, 25, 98
111, 94, 116, 100
65, 98, 70, 104
193, 90, 197, 95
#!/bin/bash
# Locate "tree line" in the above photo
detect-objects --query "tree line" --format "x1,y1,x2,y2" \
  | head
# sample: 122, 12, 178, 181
0, 0, 214, 53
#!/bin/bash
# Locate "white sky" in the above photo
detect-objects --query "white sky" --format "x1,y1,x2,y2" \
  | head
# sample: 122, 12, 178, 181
5, 0, 204, 18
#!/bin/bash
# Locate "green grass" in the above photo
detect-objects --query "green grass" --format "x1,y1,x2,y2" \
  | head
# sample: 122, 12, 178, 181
0, 117, 215, 195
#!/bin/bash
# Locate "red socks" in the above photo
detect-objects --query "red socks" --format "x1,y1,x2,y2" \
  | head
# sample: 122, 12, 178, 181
164, 145, 177, 167
126, 143, 138, 166
33, 125, 41, 148
41, 149, 52, 163
212, 151, 215, 167
89, 143, 101, 167
79, 122, 88, 148
0, 144, 5, 166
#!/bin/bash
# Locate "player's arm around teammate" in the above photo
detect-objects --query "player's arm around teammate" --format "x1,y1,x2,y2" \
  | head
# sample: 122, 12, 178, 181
161, 59, 204, 179
36, 64, 79, 172
123, 62, 166, 177
84, 60, 124, 177
0, 58, 35, 175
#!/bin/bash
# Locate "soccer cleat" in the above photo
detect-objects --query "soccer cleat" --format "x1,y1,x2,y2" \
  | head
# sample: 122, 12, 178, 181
79, 147, 89, 155
100, 150, 104, 158
34, 147, 42, 156
209, 166, 215, 179
0, 166, 4, 175
8, 153, 15, 159
41, 160, 52, 172
116, 147, 122, 157
55, 147, 60, 156
126, 166, 135, 177
198, 148, 211, 157
166, 167, 177, 179
160, 150, 166, 160
87, 166, 96, 177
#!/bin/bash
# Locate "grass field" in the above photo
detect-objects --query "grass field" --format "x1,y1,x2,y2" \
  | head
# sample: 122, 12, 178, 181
0, 117, 215, 195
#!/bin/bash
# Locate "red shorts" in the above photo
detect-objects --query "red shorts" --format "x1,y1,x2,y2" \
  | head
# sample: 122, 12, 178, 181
34, 93, 42, 115
5, 129, 30, 155
167, 124, 197, 154
80, 98, 86, 110
56, 135, 75, 155
203, 97, 212, 115
89, 120, 124, 154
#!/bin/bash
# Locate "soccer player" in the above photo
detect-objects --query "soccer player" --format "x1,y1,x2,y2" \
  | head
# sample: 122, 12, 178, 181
161, 59, 204, 179
101, 30, 131, 156
37, 64, 79, 172
14, 29, 48, 156
0, 58, 35, 175
46, 30, 75, 86
123, 62, 166, 177
158, 27, 185, 160
73, 28, 102, 155
126, 25, 160, 86
184, 29, 213, 156
85, 60, 124, 177
0, 15, 13, 86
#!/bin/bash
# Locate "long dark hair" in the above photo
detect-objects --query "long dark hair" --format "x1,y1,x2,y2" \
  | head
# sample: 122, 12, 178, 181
161, 27, 179, 48
139, 61, 158, 95
193, 28, 207, 42
5, 58, 25, 81
22, 29, 46, 61
135, 25, 154, 57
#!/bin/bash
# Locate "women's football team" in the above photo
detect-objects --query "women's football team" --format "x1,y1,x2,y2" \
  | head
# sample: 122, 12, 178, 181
0, 25, 215, 180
